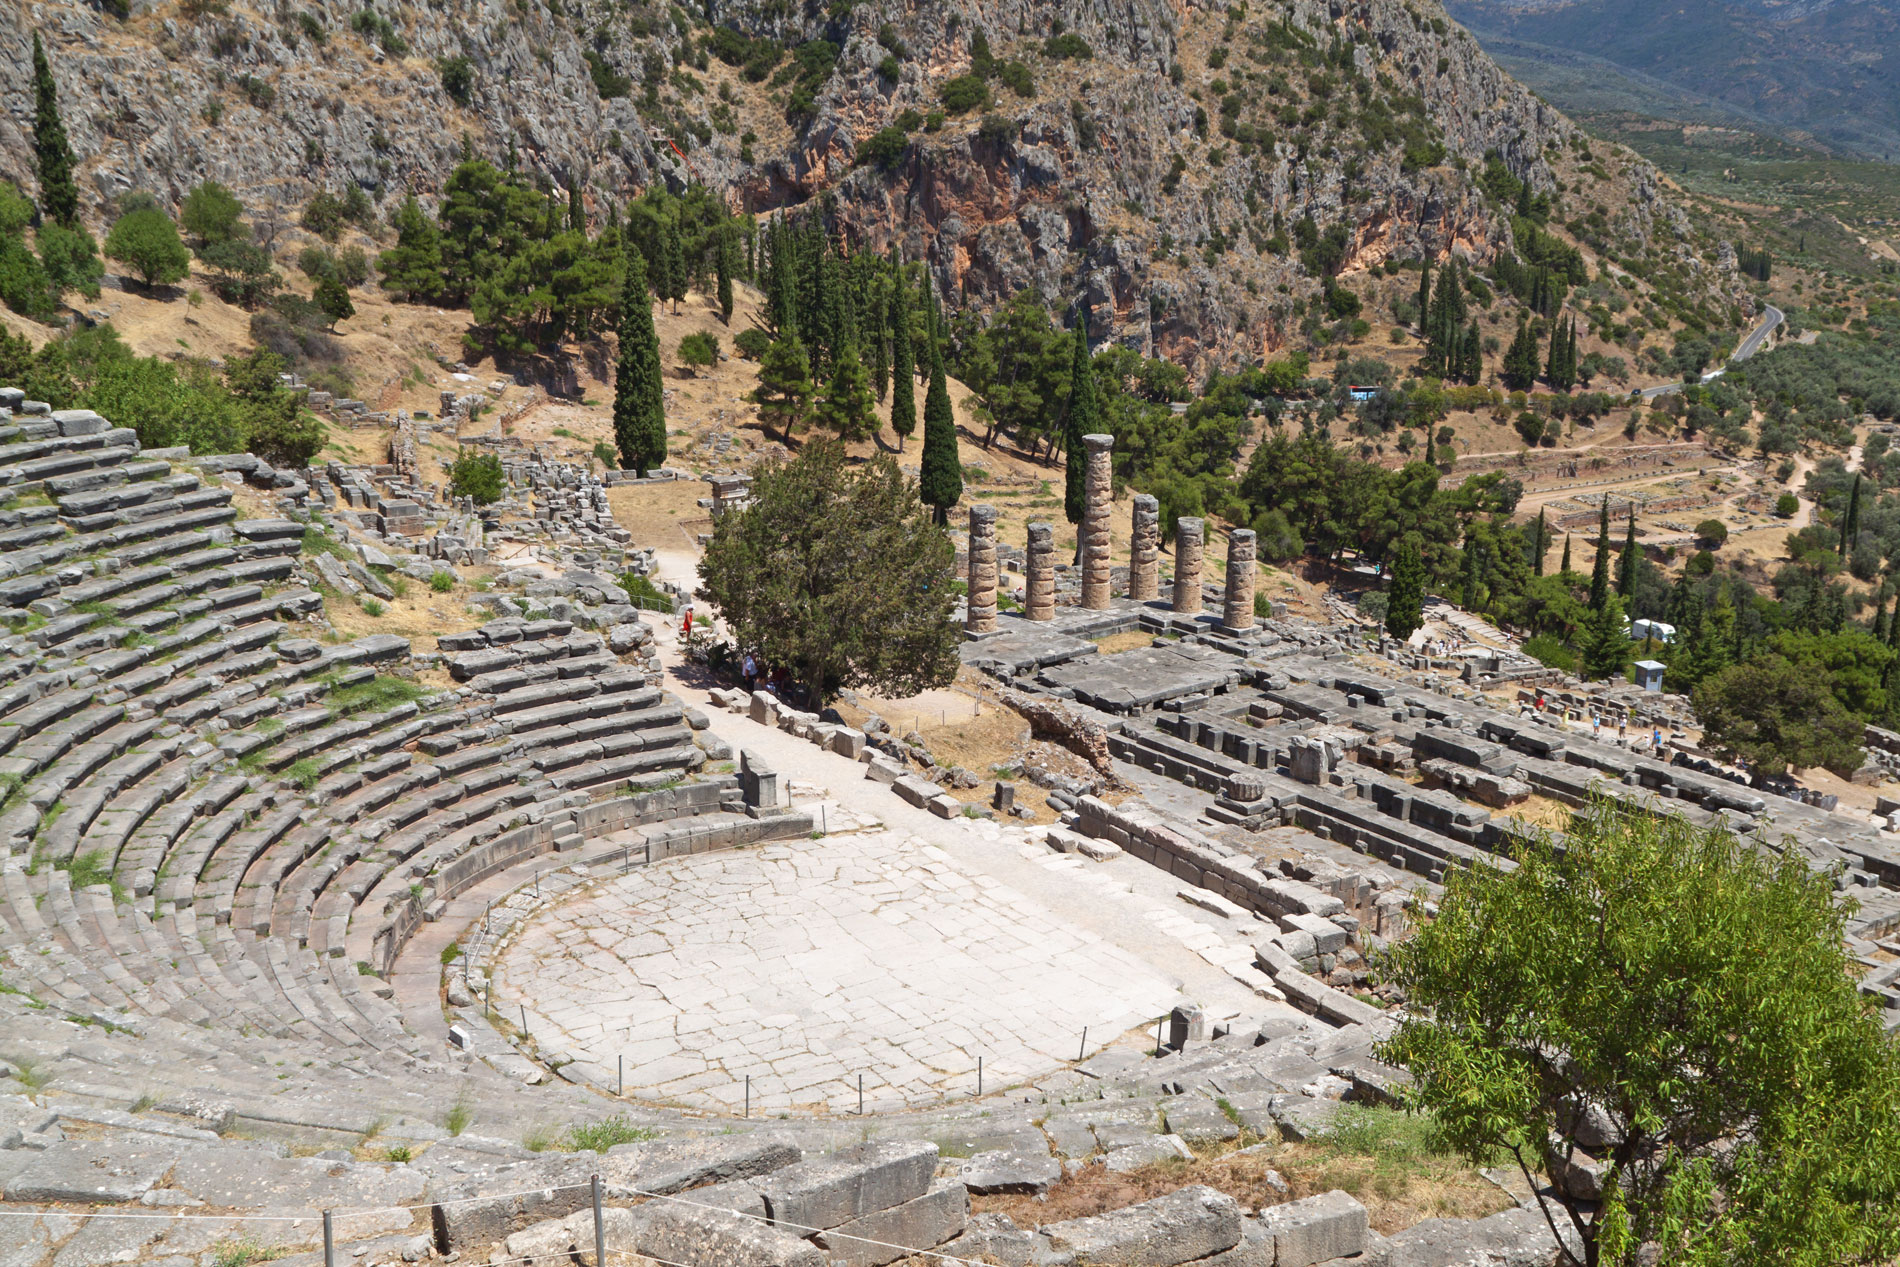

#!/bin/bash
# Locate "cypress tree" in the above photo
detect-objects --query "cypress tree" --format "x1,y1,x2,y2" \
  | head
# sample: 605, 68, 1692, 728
613, 246, 667, 477
1589, 500, 1612, 612
31, 33, 80, 227
716, 233, 733, 325
1502, 317, 1539, 392
1617, 511, 1638, 598
1580, 594, 1629, 681
1889, 592, 1900, 649
1386, 542, 1426, 641
1062, 306, 1097, 526
1416, 258, 1432, 330
888, 260, 916, 450
1875, 593, 1889, 644
1462, 321, 1483, 385
918, 300, 961, 524
1843, 474, 1863, 554
566, 184, 585, 233
1560, 533, 1573, 574
1532, 509, 1548, 575
660, 216, 687, 313
867, 272, 888, 401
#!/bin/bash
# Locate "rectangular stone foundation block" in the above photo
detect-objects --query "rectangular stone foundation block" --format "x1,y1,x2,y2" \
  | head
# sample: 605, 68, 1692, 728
1260, 1189, 1368, 1267
639, 1202, 826, 1267
601, 1134, 802, 1196
928, 793, 963, 819
830, 727, 867, 759
892, 776, 937, 808
865, 756, 904, 784
1043, 1184, 1243, 1266
756, 1139, 939, 1232
750, 692, 780, 725
815, 1180, 970, 1267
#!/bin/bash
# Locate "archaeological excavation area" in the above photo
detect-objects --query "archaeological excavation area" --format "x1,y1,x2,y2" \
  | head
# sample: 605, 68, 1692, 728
0, 401, 1894, 1267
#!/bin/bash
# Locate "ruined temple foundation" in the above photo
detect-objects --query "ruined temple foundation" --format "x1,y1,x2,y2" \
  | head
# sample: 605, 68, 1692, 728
1221, 528, 1257, 633
1172, 517, 1205, 614
966, 504, 998, 635
1025, 521, 1056, 621
1080, 434, 1115, 609
1129, 494, 1159, 602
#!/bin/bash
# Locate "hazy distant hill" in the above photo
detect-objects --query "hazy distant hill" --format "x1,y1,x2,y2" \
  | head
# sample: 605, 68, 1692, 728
1446, 0, 1900, 158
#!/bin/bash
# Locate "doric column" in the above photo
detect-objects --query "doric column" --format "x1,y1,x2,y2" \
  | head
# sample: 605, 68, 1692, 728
1129, 494, 1159, 601
1172, 517, 1204, 614
1080, 434, 1114, 610
965, 505, 998, 634
1221, 528, 1257, 633
1025, 522, 1056, 621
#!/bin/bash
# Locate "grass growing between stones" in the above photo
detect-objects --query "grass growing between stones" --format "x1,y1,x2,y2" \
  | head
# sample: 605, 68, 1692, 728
977, 1107, 1512, 1236
565, 1116, 662, 1153
1273, 1106, 1514, 1232
208, 1237, 289, 1267
325, 675, 427, 718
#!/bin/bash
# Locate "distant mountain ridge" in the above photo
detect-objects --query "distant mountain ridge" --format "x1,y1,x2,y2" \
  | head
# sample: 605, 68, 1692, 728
1446, 0, 1900, 157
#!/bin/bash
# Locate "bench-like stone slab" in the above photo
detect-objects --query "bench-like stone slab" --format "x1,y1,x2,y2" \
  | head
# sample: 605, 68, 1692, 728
1043, 1184, 1243, 1266
756, 1139, 938, 1232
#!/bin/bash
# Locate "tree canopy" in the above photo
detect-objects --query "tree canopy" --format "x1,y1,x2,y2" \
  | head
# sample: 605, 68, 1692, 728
697, 441, 960, 703
1381, 797, 1900, 1266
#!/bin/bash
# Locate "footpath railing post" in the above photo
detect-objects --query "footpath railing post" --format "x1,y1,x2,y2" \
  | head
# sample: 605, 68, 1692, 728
322, 1210, 335, 1267
592, 1173, 606, 1267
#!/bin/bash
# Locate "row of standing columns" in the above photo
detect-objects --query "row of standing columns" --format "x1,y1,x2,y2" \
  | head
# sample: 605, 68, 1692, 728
964, 433, 1257, 634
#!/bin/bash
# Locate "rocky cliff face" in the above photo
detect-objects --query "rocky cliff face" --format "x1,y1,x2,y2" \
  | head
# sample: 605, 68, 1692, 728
3, 0, 1690, 371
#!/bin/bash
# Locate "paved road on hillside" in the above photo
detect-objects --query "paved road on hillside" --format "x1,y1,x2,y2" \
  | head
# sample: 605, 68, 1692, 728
1637, 305, 1784, 401
1641, 302, 1786, 400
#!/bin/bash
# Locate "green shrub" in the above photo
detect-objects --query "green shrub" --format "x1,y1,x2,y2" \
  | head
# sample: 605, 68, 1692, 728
448, 448, 505, 504
1522, 633, 1577, 673
326, 675, 426, 717
565, 1116, 659, 1153
1043, 33, 1093, 60
678, 331, 719, 374
429, 571, 455, 593
939, 74, 989, 114
734, 327, 771, 359
438, 55, 474, 104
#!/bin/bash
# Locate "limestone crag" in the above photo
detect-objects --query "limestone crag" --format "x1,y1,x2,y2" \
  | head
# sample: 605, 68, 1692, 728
3, 0, 1701, 370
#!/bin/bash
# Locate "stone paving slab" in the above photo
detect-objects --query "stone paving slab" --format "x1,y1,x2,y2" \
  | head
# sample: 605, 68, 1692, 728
495, 829, 1178, 1114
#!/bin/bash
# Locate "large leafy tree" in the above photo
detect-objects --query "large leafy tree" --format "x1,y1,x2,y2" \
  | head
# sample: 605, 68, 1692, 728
699, 440, 959, 703
181, 180, 243, 246
613, 246, 666, 476
1692, 653, 1865, 780
1381, 798, 1900, 1267
104, 207, 190, 288
31, 34, 79, 227
378, 196, 446, 302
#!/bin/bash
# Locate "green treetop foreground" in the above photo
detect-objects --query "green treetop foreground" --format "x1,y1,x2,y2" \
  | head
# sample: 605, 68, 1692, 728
1379, 797, 1900, 1267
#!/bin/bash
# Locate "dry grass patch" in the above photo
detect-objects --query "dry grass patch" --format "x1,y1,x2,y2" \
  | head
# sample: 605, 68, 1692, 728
977, 1107, 1512, 1237
1093, 631, 1155, 656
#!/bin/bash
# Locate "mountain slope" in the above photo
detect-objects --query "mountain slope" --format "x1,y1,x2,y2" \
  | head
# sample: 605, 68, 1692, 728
3, 0, 1725, 369
1445, 0, 1900, 158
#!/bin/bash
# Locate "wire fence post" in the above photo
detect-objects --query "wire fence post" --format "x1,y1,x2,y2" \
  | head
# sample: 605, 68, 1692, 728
592, 1173, 605, 1267
1079, 1027, 1088, 1062
977, 1056, 983, 1097
618, 1054, 624, 1097
322, 1210, 335, 1267
744, 1074, 750, 1118
858, 1073, 864, 1116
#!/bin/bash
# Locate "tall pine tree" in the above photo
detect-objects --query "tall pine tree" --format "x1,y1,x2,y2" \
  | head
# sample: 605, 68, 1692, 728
1841, 474, 1863, 555
1062, 305, 1097, 526
1589, 499, 1612, 612
1531, 509, 1548, 575
815, 339, 876, 442
715, 231, 734, 325
888, 260, 916, 451
31, 33, 79, 227
1502, 317, 1539, 391
1617, 510, 1638, 598
918, 284, 961, 524
1560, 533, 1573, 575
613, 246, 667, 477
1386, 542, 1426, 641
